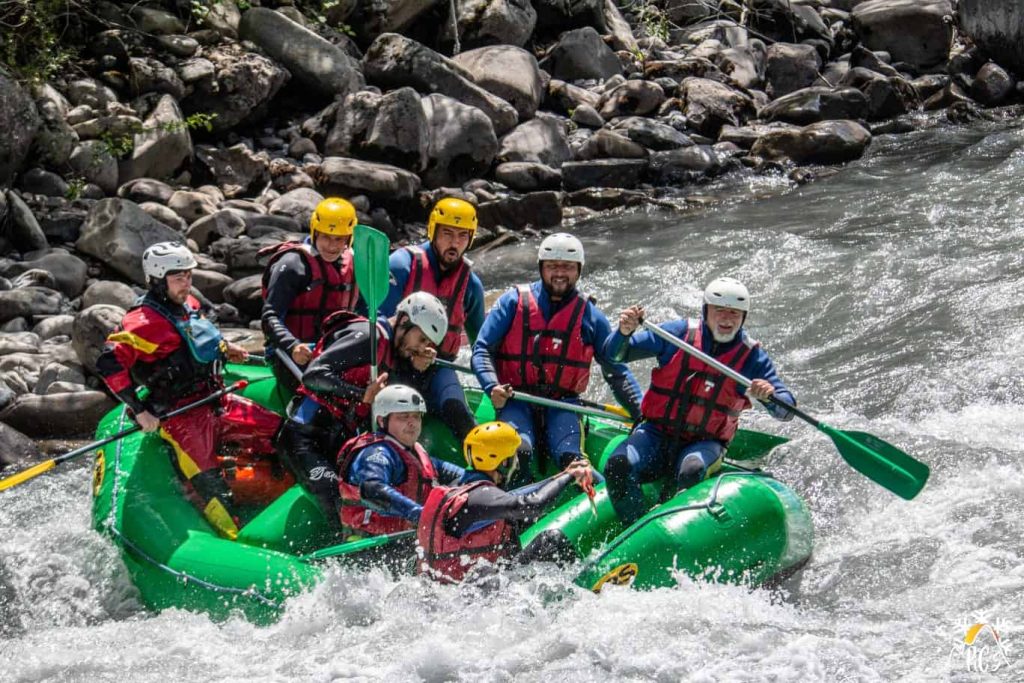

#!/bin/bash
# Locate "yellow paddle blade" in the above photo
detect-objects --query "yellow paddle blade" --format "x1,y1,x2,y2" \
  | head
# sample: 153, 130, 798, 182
602, 404, 632, 419
0, 459, 56, 492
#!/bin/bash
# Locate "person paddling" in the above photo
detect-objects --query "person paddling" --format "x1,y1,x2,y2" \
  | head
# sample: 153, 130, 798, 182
96, 242, 282, 540
416, 421, 595, 583
603, 277, 797, 526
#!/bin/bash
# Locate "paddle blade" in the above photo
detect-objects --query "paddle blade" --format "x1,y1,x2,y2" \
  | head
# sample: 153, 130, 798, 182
0, 459, 56, 492
726, 429, 789, 461
821, 425, 930, 500
302, 529, 416, 561
352, 224, 391, 313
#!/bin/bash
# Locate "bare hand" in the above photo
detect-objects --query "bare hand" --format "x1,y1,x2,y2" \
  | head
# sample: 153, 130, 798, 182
362, 372, 389, 405
748, 379, 775, 401
410, 346, 436, 373
563, 459, 592, 484
136, 411, 160, 433
291, 343, 313, 365
618, 305, 645, 336
224, 341, 249, 363
490, 384, 513, 410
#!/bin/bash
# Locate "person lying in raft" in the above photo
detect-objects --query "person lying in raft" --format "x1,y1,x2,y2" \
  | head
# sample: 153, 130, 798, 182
416, 421, 595, 583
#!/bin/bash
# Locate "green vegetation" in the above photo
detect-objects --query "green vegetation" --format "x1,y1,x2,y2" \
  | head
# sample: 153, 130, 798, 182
0, 0, 83, 82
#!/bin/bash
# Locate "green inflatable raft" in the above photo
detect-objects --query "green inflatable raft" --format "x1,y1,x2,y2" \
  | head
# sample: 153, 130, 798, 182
90, 363, 813, 623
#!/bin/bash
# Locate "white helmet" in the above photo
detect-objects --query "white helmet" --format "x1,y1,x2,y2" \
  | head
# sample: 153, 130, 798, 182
703, 277, 750, 312
396, 291, 448, 346
373, 384, 426, 426
142, 242, 198, 280
538, 233, 585, 266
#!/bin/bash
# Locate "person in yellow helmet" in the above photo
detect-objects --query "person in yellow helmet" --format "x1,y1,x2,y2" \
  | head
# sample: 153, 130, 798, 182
415, 421, 594, 583
260, 197, 362, 392
380, 197, 485, 444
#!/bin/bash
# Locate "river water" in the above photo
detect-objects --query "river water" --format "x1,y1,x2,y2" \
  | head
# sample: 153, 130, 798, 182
2, 115, 1023, 681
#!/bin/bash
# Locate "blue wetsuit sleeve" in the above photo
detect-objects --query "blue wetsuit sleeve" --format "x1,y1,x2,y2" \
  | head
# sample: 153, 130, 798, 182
741, 346, 796, 420
380, 248, 412, 318
605, 319, 688, 364
348, 445, 422, 521
447, 473, 575, 537
463, 273, 485, 345
432, 457, 468, 486
587, 303, 643, 418
471, 288, 518, 395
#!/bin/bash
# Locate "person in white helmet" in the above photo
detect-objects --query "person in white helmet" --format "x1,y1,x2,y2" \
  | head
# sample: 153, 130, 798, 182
472, 233, 643, 484
274, 292, 452, 526
96, 242, 281, 540
603, 277, 796, 526
335, 385, 473, 537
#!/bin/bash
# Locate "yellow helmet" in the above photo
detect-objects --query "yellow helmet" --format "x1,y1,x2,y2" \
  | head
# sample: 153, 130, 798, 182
463, 421, 522, 476
310, 197, 357, 240
427, 197, 478, 241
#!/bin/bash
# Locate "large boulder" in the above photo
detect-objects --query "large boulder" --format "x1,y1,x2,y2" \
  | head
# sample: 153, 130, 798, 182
81, 280, 138, 310
0, 251, 88, 298
0, 422, 38, 467
678, 78, 756, 137
0, 71, 41, 187
538, 27, 621, 81
450, 0, 537, 48
609, 117, 692, 151
751, 120, 872, 164
498, 115, 571, 168
852, 0, 954, 70
648, 146, 722, 184
760, 86, 869, 125
68, 140, 119, 195
0, 287, 67, 323
972, 62, 1016, 106
239, 7, 363, 100
348, 0, 437, 41
4, 191, 48, 253
30, 84, 77, 169
452, 46, 544, 120
765, 43, 822, 99
75, 199, 183, 285
364, 33, 518, 135
120, 95, 192, 183
476, 191, 563, 230
534, 0, 605, 36
317, 157, 421, 199
598, 81, 666, 119
0, 391, 116, 438
181, 44, 290, 132
494, 162, 562, 191
71, 304, 125, 371
959, 0, 1024, 74
222, 274, 263, 319
420, 94, 498, 188
195, 144, 271, 198
325, 88, 429, 172
268, 188, 325, 231
561, 159, 648, 191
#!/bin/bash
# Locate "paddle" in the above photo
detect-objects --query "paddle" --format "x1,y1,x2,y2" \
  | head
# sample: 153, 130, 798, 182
353, 224, 391, 382
0, 379, 257, 492
433, 358, 634, 422
640, 320, 930, 500
301, 529, 417, 561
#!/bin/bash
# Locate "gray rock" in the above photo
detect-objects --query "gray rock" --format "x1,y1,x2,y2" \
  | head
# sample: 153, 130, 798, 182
498, 115, 572, 167
81, 280, 138, 310
571, 104, 605, 128
37, 207, 87, 244
10, 270, 57, 291
120, 95, 192, 182
1, 318, 28, 333
347, 0, 437, 40
561, 158, 648, 190
959, 0, 1024, 74
68, 141, 118, 195
327, 88, 430, 172
66, 79, 117, 109
118, 178, 174, 205
450, 0, 537, 48
0, 288, 66, 323
5, 191, 48, 252
181, 44, 290, 132
208, 236, 281, 271
317, 157, 422, 199
752, 119, 872, 164
678, 77, 756, 137
0, 391, 116, 438
538, 27, 622, 81
71, 304, 125, 372
603, 0, 639, 53
178, 58, 216, 85
477, 191, 563, 230
715, 44, 765, 90
222, 274, 264, 319
0, 332, 40, 356
578, 129, 647, 160
186, 209, 248, 250
195, 144, 271, 199
0, 351, 46, 391
19, 169, 69, 198
268, 189, 325, 231
75, 199, 183, 285
45, 381, 91, 395
34, 361, 86, 395
766, 43, 823, 99
0, 422, 38, 466
452, 46, 544, 120
761, 86, 869, 124
239, 8, 364, 100
0, 251, 88, 298
155, 34, 199, 58
128, 57, 186, 100
0, 73, 41, 187
130, 6, 184, 34
534, 0, 605, 34
972, 62, 1016, 106
719, 122, 801, 149
364, 33, 519, 135
203, 0, 242, 38
648, 146, 721, 184
241, 213, 302, 239
420, 94, 499, 188
167, 190, 219, 224
192, 269, 234, 303
546, 79, 601, 115
598, 80, 666, 119
494, 162, 562, 191
289, 137, 318, 158
609, 117, 693, 151
72, 115, 143, 141
31, 315, 75, 340
852, 0, 954, 70
139, 201, 188, 232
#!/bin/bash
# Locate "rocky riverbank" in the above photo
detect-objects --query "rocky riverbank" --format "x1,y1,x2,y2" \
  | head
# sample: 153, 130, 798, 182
0, 0, 1022, 456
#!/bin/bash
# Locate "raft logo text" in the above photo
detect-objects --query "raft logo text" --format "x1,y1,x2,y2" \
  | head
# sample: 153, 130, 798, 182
947, 616, 1013, 673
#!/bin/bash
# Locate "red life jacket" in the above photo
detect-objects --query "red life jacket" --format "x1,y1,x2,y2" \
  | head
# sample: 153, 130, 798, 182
336, 432, 438, 536
641, 319, 757, 444
260, 242, 359, 343
493, 285, 595, 398
416, 480, 516, 583
402, 245, 470, 360
295, 311, 395, 434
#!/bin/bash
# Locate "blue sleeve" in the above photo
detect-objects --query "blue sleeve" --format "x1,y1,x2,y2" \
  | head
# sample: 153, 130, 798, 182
606, 319, 688, 365
587, 303, 643, 418
471, 288, 519, 394
740, 345, 796, 421
463, 273, 485, 344
380, 248, 412, 318
348, 445, 421, 521
432, 457, 468, 486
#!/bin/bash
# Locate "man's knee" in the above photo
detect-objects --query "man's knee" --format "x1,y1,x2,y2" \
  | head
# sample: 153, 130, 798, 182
676, 453, 707, 490
604, 449, 633, 487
